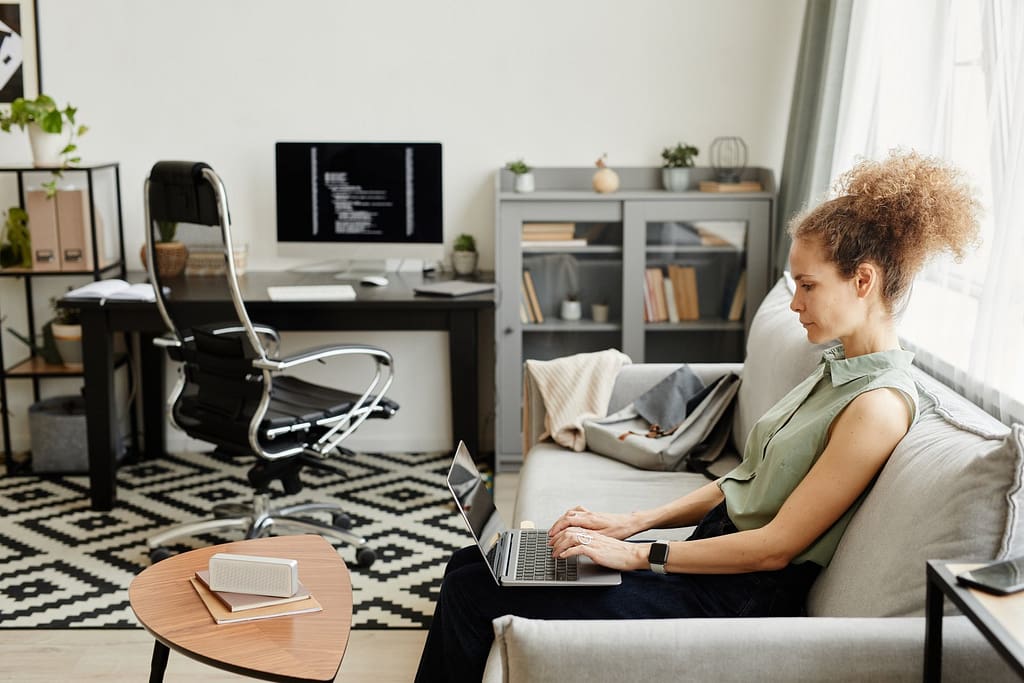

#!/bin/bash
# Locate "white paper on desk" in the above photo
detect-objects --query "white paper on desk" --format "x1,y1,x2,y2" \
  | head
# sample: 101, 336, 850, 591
62, 280, 158, 302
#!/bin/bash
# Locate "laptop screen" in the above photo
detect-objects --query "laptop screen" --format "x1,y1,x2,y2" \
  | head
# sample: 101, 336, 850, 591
447, 442, 506, 555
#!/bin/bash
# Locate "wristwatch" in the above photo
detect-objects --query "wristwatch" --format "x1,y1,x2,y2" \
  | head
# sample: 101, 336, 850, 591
648, 541, 670, 574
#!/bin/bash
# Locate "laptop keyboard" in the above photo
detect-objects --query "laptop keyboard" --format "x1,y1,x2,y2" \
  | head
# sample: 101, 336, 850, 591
515, 530, 579, 581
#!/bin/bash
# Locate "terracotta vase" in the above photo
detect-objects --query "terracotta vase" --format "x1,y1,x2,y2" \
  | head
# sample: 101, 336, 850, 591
141, 242, 188, 278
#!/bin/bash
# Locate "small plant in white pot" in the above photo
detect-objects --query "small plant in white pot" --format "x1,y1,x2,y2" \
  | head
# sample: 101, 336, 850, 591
506, 159, 534, 193
661, 142, 699, 191
0, 94, 87, 195
452, 233, 478, 276
49, 299, 83, 369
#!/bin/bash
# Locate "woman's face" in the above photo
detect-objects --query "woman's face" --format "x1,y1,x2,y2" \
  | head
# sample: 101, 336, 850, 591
788, 236, 861, 344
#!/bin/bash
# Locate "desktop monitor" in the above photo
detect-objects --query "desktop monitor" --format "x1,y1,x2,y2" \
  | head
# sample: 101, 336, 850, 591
275, 141, 444, 265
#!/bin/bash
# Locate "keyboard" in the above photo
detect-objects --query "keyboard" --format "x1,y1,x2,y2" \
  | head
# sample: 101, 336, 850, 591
515, 530, 579, 581
266, 285, 357, 301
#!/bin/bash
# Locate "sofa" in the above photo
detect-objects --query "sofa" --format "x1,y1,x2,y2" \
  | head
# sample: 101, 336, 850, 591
483, 277, 1024, 682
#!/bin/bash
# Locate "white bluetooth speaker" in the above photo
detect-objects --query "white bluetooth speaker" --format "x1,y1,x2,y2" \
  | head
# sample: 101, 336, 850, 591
208, 553, 299, 597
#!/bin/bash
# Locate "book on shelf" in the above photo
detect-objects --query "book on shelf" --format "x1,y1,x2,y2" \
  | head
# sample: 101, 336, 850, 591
667, 265, 700, 321
651, 268, 668, 322
519, 278, 534, 323
698, 180, 763, 193
189, 576, 322, 625
662, 277, 680, 323
63, 278, 159, 302
726, 270, 747, 321
522, 222, 575, 238
522, 270, 544, 323
695, 227, 733, 247
194, 569, 310, 612
521, 238, 588, 248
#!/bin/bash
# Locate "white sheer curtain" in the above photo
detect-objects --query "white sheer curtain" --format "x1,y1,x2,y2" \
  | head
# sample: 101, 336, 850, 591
829, 0, 1024, 424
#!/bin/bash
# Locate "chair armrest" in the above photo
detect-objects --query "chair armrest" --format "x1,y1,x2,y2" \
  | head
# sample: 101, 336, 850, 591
253, 343, 393, 371
484, 615, 1018, 683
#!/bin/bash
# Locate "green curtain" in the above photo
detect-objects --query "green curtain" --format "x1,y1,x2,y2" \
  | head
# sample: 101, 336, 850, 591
773, 0, 854, 278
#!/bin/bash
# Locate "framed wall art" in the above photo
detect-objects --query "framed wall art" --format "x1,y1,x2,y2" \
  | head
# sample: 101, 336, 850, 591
0, 0, 39, 104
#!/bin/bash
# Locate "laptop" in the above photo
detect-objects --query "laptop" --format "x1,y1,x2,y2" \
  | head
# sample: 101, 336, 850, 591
446, 441, 621, 587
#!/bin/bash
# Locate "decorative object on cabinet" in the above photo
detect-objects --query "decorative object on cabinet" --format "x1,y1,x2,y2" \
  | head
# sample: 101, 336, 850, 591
451, 232, 478, 275
660, 142, 699, 191
139, 220, 187, 278
0, 162, 126, 472
495, 165, 775, 471
0, 94, 87, 193
0, 206, 31, 268
707, 136, 749, 184
506, 158, 534, 193
592, 154, 620, 193
560, 296, 582, 321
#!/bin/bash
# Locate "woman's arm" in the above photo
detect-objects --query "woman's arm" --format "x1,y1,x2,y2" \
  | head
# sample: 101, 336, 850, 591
552, 387, 912, 573
547, 479, 725, 541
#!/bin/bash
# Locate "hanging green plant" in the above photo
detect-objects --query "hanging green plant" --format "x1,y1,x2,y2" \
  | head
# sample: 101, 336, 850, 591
0, 206, 31, 268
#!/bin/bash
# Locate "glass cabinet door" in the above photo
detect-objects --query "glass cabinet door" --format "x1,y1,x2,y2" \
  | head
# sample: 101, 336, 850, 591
623, 200, 770, 363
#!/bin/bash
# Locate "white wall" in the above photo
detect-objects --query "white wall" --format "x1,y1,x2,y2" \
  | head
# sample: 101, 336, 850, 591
0, 0, 805, 453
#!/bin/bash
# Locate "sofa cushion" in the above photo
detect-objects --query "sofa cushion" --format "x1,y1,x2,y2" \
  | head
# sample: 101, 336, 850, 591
808, 368, 1023, 617
512, 442, 708, 541
733, 276, 832, 455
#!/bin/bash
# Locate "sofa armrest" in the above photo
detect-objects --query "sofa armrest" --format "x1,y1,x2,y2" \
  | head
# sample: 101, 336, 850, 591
522, 362, 743, 453
484, 615, 1018, 683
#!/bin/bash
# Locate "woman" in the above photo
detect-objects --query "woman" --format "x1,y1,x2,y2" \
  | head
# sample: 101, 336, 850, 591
416, 151, 980, 682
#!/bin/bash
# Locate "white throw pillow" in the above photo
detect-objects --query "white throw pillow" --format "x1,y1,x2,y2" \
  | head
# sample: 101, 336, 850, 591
732, 276, 832, 454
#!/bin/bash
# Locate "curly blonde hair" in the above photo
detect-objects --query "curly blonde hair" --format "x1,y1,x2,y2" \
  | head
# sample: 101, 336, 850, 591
789, 150, 981, 310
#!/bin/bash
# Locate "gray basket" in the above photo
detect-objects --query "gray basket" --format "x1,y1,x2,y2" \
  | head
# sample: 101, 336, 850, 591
29, 395, 88, 473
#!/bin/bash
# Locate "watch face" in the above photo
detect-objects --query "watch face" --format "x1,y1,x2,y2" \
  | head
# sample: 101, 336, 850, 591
649, 542, 669, 565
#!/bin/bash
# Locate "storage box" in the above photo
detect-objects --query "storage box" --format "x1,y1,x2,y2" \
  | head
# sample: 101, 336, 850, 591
29, 395, 88, 473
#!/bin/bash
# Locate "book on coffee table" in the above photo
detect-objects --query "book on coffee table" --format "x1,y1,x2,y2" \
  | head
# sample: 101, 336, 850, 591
190, 575, 321, 624
194, 569, 310, 612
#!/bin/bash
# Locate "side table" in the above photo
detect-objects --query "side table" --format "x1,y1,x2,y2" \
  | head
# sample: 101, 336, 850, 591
129, 534, 352, 682
925, 560, 1024, 681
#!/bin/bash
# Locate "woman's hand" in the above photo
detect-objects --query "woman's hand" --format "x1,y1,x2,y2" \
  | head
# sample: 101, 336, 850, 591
548, 526, 647, 571
547, 506, 642, 541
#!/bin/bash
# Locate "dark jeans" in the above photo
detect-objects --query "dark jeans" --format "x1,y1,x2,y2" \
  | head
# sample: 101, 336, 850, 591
415, 502, 821, 682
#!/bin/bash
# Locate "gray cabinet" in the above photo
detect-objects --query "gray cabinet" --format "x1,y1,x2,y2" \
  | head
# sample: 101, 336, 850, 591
495, 166, 775, 471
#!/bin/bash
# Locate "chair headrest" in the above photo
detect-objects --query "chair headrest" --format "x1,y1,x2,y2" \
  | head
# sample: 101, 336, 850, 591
147, 161, 222, 226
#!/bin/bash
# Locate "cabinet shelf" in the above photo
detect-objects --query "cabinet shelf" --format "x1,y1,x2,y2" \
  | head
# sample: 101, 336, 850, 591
496, 166, 775, 472
0, 261, 124, 278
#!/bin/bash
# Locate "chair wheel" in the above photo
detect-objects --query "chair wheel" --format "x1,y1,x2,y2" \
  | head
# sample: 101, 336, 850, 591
149, 547, 175, 564
332, 513, 353, 529
355, 547, 376, 568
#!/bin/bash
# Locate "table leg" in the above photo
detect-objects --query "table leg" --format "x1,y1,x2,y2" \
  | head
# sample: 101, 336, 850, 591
140, 332, 166, 460
149, 641, 169, 683
924, 571, 944, 682
80, 306, 117, 511
448, 309, 479, 456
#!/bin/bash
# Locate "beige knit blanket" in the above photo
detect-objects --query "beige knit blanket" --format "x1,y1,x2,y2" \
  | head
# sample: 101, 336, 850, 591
524, 349, 631, 452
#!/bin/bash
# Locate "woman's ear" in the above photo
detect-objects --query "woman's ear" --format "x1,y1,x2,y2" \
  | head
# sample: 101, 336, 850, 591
854, 262, 880, 299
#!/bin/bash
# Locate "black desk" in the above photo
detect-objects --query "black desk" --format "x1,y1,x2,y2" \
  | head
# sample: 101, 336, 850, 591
73, 270, 495, 511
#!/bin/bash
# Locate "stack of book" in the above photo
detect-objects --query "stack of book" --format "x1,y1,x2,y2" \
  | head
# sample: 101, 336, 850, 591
190, 569, 322, 625
643, 265, 700, 322
521, 222, 586, 248
520, 270, 544, 323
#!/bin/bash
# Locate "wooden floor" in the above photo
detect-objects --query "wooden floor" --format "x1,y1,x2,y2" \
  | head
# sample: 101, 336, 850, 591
0, 473, 518, 681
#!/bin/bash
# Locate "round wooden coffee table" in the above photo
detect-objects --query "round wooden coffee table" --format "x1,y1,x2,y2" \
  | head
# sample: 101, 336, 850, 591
129, 534, 352, 682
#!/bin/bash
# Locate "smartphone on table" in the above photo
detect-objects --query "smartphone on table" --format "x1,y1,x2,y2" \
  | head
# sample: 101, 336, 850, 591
957, 557, 1024, 595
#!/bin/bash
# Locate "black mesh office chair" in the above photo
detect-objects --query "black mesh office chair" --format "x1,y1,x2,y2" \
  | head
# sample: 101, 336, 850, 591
142, 161, 397, 567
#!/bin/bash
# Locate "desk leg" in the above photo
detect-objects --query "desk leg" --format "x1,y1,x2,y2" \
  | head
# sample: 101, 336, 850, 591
81, 307, 117, 511
149, 641, 169, 683
448, 310, 479, 456
140, 333, 166, 460
924, 572, 943, 682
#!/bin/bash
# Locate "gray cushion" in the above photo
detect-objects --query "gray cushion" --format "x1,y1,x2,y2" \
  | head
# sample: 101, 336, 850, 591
733, 277, 832, 455
808, 369, 1023, 617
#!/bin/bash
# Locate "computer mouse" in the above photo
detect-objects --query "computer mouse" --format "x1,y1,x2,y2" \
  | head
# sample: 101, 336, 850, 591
360, 275, 389, 287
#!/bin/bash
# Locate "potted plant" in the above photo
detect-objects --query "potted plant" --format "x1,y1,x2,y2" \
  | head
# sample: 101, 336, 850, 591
660, 142, 699, 191
452, 233, 478, 276
0, 95, 87, 193
141, 220, 188, 278
506, 159, 534, 193
0, 206, 31, 268
49, 298, 83, 369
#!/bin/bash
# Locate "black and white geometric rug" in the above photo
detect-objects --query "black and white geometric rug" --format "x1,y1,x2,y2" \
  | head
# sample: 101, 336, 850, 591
0, 450, 474, 629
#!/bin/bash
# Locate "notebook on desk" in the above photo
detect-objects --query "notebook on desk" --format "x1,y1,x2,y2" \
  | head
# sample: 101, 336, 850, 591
266, 285, 357, 301
413, 281, 496, 297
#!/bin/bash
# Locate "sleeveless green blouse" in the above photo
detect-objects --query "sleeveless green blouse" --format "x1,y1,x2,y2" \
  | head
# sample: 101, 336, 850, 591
718, 346, 918, 566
